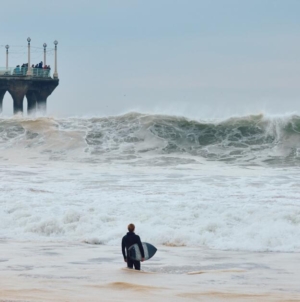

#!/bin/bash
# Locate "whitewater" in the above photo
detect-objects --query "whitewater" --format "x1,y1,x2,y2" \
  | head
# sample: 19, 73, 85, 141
0, 112, 300, 252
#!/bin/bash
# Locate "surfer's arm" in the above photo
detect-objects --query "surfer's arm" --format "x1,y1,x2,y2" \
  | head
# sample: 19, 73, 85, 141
121, 237, 127, 260
137, 236, 145, 259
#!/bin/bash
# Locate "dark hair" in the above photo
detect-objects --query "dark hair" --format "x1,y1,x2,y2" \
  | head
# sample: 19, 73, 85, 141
127, 223, 135, 232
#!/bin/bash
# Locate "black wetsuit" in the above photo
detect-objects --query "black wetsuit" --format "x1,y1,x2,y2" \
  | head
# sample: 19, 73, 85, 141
122, 232, 145, 270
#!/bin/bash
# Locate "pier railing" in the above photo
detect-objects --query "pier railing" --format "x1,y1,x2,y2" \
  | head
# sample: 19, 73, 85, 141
0, 67, 52, 78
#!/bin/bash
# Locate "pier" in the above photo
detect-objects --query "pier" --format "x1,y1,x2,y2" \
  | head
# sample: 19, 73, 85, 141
0, 38, 59, 115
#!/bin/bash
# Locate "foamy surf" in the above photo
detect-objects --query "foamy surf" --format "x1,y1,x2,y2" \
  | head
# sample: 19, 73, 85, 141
0, 112, 300, 301
0, 113, 300, 252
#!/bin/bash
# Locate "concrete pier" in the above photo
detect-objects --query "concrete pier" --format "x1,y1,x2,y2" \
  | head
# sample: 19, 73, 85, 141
0, 77, 59, 115
1, 39, 59, 115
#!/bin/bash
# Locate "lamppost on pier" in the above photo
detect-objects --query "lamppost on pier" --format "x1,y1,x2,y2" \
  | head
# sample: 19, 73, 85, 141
43, 43, 47, 66
27, 37, 32, 75
53, 40, 58, 78
0, 37, 59, 117
5, 45, 9, 70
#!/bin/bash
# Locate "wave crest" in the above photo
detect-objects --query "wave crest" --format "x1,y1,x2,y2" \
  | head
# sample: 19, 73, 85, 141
0, 112, 300, 166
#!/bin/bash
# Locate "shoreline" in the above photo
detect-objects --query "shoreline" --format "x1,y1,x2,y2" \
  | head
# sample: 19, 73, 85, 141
0, 240, 299, 301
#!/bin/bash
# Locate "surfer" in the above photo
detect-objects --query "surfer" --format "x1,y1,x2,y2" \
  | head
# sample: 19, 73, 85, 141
122, 223, 145, 270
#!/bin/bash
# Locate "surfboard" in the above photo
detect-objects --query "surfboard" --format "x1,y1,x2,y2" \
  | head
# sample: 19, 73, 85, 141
128, 242, 157, 261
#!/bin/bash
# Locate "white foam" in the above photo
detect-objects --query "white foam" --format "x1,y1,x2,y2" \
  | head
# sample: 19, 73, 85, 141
0, 160, 299, 252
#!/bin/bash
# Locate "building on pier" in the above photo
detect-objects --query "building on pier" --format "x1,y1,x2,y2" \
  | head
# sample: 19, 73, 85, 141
0, 38, 59, 115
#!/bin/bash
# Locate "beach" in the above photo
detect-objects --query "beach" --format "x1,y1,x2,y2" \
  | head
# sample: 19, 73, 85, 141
1, 240, 300, 301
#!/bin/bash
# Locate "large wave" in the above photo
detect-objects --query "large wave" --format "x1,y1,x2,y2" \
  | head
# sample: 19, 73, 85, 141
0, 112, 300, 166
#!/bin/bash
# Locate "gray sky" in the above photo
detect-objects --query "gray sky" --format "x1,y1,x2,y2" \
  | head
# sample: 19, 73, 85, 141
1, 0, 300, 118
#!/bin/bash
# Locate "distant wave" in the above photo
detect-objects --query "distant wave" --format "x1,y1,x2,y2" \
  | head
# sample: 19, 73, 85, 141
0, 112, 300, 166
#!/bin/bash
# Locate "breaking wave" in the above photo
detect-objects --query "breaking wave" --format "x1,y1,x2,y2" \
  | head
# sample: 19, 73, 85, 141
0, 112, 300, 166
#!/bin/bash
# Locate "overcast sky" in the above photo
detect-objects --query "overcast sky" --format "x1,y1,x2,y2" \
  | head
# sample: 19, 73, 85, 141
1, 0, 300, 118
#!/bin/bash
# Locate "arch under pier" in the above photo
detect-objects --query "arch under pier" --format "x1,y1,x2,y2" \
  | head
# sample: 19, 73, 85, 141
0, 76, 59, 115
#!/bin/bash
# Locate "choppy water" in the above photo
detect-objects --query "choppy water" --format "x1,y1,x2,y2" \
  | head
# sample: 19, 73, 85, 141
1, 112, 300, 165
0, 112, 300, 252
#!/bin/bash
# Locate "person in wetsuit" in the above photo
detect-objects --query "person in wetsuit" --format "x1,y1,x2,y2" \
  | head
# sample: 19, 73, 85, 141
122, 223, 145, 270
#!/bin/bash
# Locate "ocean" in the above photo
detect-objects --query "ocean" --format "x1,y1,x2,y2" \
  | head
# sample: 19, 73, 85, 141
0, 112, 300, 252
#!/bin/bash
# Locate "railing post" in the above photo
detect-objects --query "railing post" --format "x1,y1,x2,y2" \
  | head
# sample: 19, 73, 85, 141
53, 40, 58, 79
26, 37, 32, 76
43, 43, 47, 66
5, 45, 9, 70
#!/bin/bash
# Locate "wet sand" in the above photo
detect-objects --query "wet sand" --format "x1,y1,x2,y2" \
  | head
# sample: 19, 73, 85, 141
0, 240, 299, 301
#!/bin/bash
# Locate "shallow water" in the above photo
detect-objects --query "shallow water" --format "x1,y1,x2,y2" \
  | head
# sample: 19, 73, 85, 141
0, 241, 300, 301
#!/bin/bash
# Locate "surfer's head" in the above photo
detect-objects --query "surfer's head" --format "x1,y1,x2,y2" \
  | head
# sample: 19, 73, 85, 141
128, 223, 135, 232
